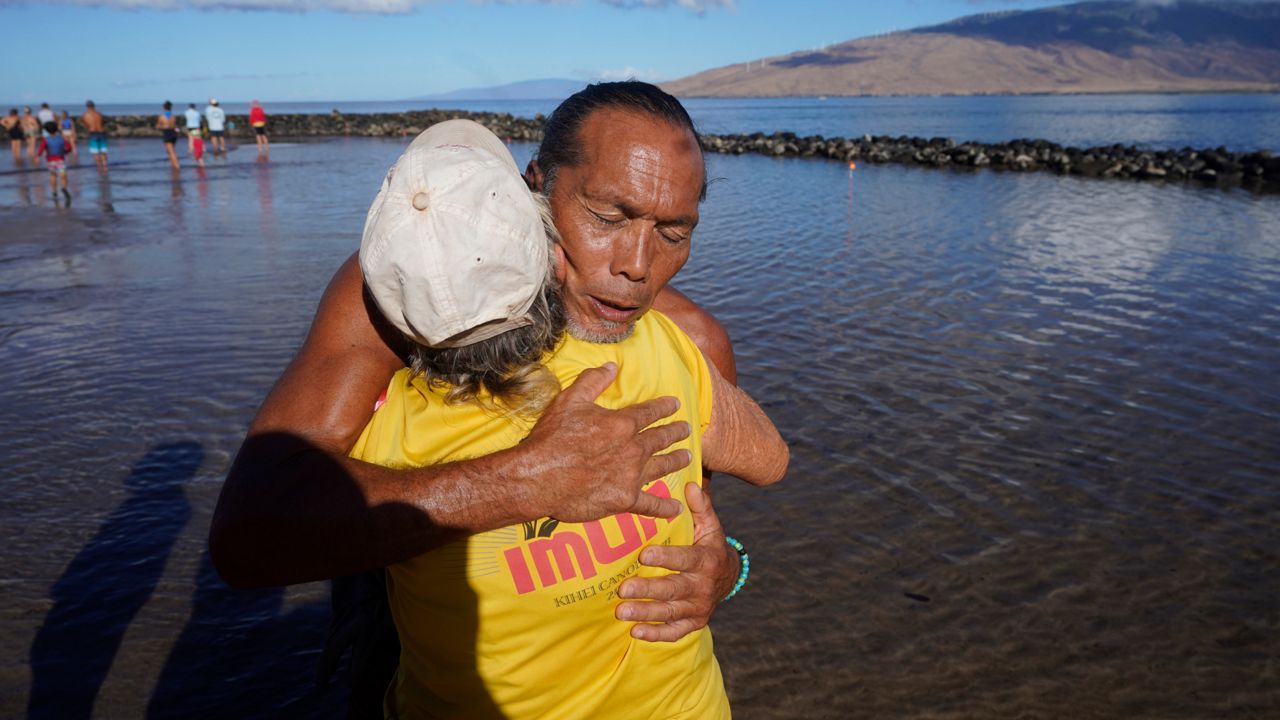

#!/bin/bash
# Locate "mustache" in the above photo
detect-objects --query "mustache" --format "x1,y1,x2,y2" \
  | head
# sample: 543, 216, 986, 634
551, 280, 646, 310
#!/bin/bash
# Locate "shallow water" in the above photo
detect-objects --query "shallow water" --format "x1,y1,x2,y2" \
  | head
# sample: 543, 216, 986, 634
25, 93, 1280, 152
1, 136, 1278, 718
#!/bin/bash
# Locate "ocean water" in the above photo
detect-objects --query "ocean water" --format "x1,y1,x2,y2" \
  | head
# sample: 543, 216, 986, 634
1, 125, 1278, 717
21, 93, 1280, 152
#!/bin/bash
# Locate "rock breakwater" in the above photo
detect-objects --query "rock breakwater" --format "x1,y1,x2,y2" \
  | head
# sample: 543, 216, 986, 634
96, 109, 1280, 192
97, 108, 544, 143
702, 132, 1280, 192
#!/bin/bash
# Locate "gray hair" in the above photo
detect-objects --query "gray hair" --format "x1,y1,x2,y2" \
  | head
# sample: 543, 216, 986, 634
406, 193, 566, 418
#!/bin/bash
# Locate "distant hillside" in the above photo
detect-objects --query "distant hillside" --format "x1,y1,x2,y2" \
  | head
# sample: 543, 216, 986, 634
412, 78, 584, 101
663, 1, 1280, 97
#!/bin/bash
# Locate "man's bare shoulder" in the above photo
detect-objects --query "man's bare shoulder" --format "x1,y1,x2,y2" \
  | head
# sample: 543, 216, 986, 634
653, 285, 736, 384
248, 252, 406, 451
300, 252, 408, 372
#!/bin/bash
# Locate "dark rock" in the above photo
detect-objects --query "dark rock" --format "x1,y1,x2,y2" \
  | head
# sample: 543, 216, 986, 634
87, 107, 1277, 192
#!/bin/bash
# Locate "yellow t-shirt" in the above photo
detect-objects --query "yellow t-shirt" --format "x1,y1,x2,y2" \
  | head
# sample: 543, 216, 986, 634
350, 310, 730, 720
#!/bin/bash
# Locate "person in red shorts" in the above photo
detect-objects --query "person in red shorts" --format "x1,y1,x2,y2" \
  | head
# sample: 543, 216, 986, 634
192, 132, 206, 167
249, 99, 268, 156
37, 121, 74, 205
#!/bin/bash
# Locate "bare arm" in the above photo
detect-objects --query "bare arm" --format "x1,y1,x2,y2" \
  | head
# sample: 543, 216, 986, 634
210, 254, 687, 588
658, 283, 783, 481
701, 359, 789, 486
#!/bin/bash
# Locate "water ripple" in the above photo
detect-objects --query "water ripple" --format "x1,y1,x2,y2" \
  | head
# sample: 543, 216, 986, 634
2, 139, 1279, 718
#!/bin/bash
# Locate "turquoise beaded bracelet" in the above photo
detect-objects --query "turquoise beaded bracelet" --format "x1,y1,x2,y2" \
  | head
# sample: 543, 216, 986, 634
723, 536, 750, 601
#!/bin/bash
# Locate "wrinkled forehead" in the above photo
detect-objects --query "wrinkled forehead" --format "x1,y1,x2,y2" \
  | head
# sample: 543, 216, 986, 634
575, 109, 706, 203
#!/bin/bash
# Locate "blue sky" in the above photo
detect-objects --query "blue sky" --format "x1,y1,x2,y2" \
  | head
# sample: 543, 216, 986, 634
1, 0, 1071, 104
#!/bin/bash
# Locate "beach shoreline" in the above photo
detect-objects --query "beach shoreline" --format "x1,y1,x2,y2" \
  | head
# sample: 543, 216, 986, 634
73, 107, 1280, 192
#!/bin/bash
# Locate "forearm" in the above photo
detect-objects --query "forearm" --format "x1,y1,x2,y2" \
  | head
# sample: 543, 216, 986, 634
211, 359, 690, 588
702, 362, 789, 486
211, 434, 541, 588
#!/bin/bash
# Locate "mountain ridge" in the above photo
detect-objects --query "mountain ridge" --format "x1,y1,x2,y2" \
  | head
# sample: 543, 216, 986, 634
663, 1, 1280, 97
410, 78, 584, 102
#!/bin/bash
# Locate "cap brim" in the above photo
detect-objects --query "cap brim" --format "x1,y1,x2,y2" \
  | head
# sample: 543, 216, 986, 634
431, 315, 535, 349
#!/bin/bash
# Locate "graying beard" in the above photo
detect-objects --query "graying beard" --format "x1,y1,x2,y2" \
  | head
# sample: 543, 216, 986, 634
566, 316, 634, 344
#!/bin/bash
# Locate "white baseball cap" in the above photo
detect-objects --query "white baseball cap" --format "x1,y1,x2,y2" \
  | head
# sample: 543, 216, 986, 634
360, 119, 549, 348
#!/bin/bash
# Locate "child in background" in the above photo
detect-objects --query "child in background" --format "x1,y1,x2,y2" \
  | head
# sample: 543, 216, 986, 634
37, 121, 74, 205
59, 111, 76, 150
192, 131, 206, 167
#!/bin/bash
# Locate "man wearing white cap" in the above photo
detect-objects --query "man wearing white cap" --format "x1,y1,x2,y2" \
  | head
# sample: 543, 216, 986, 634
213, 82, 751, 657
348, 117, 784, 718
204, 98, 226, 154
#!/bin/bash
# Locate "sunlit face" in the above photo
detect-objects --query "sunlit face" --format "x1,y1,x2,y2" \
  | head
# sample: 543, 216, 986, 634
548, 108, 704, 343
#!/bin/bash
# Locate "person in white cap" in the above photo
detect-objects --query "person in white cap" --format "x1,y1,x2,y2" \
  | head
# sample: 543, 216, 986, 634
349, 118, 785, 720
359, 119, 559, 390
203, 98, 226, 154
184, 103, 203, 155
213, 84, 754, 694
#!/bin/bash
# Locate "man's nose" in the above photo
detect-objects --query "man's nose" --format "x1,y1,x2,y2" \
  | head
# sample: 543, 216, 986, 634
610, 225, 653, 283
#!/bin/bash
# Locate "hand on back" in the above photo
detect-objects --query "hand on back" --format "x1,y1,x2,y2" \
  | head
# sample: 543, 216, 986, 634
516, 362, 689, 523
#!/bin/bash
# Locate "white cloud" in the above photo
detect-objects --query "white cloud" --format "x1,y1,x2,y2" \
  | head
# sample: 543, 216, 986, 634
598, 0, 733, 10
1, 0, 425, 11
575, 65, 668, 82
1, 0, 733, 13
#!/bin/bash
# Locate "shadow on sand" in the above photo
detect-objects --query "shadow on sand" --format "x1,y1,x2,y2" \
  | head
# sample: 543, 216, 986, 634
145, 550, 342, 720
28, 433, 498, 719
27, 441, 202, 720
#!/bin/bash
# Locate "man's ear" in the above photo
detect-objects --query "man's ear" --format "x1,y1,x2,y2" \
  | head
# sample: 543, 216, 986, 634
553, 244, 567, 284
523, 158, 544, 192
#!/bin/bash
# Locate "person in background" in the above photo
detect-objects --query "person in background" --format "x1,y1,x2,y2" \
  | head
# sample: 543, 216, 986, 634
37, 121, 74, 206
249, 99, 268, 155
184, 103, 203, 155
204, 98, 227, 154
3, 109, 22, 163
37, 102, 55, 130
82, 100, 108, 173
157, 100, 180, 170
21, 107, 40, 161
192, 129, 206, 168
59, 111, 76, 151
